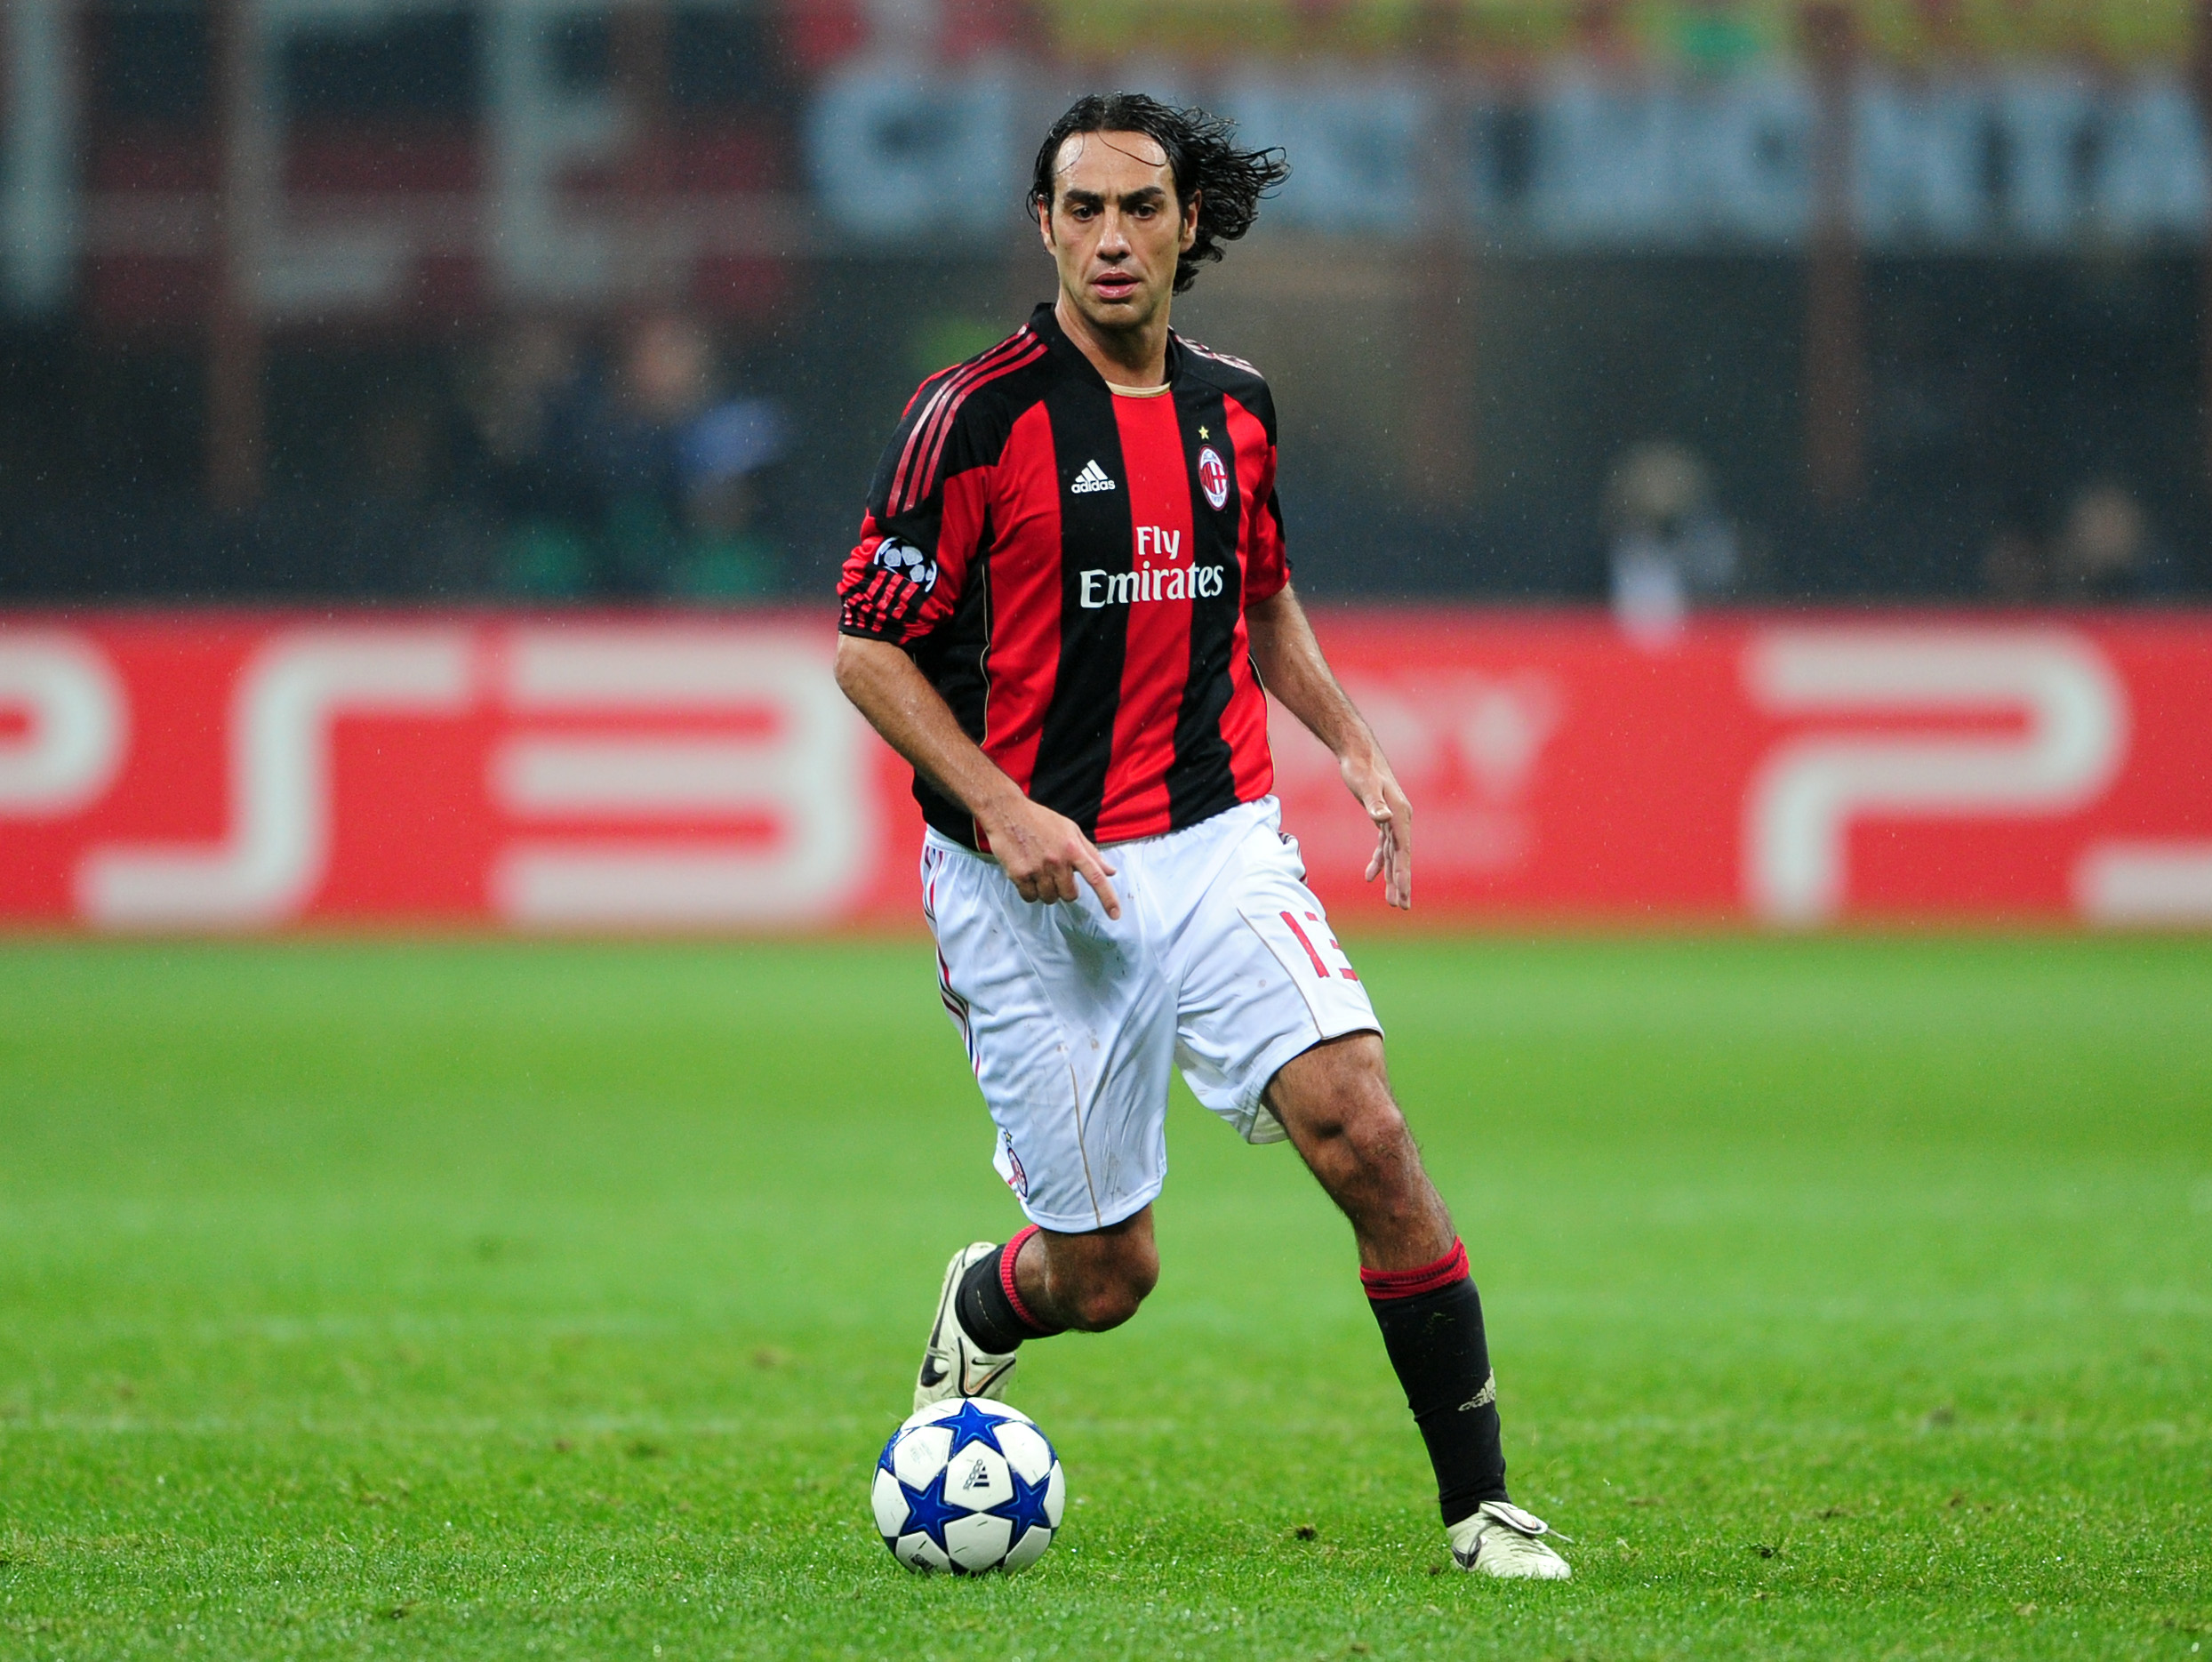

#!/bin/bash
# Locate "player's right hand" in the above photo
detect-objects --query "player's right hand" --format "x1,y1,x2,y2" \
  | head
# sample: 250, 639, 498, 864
1341, 746, 1414, 911
980, 797, 1122, 919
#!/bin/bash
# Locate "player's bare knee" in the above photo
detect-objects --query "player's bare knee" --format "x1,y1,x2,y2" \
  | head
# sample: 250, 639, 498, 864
1046, 1231, 1157, 1331
1068, 1259, 1155, 1330
1074, 1280, 1145, 1331
1347, 1096, 1413, 1168
1318, 1070, 1407, 1169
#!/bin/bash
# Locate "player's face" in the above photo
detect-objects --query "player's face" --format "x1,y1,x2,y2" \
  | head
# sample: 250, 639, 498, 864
1039, 132, 1198, 335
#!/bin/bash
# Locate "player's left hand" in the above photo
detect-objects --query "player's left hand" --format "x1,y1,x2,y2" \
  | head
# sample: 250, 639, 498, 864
1340, 747, 1413, 910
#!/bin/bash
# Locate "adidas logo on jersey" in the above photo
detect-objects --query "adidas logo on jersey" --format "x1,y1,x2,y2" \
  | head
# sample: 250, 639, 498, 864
1070, 459, 1117, 494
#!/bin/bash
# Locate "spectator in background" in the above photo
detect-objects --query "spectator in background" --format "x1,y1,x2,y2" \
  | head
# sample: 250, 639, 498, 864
557, 310, 788, 600
472, 310, 789, 601
1603, 440, 1737, 646
1980, 525, 2046, 605
560, 309, 718, 597
464, 317, 576, 474
677, 391, 789, 599
359, 390, 441, 504
2049, 479, 2177, 603
355, 381, 483, 598
461, 317, 586, 596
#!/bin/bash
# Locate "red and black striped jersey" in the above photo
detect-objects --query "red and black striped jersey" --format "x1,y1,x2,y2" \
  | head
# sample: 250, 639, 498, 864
838, 303, 1290, 849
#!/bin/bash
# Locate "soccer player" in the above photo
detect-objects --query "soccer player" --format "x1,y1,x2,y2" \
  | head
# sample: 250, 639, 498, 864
833, 92, 1569, 1579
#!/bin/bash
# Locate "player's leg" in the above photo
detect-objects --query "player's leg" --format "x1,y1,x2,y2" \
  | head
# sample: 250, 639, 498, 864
917, 1204, 1158, 1414
1265, 1032, 1569, 1579
911, 835, 1174, 1409
1165, 801, 1567, 1578
1262, 1031, 1451, 1268
1010, 1207, 1158, 1331
945, 1203, 1156, 1349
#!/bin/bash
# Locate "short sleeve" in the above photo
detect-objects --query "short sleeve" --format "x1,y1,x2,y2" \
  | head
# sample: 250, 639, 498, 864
1244, 444, 1290, 606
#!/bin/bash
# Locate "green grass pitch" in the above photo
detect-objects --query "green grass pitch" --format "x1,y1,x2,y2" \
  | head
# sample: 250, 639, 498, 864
1, 935, 2208, 1659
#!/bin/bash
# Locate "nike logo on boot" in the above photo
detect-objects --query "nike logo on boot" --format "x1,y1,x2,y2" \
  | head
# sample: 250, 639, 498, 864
962, 1356, 1013, 1396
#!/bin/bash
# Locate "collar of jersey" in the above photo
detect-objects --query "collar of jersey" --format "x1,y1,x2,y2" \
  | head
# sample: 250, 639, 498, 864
1030, 301, 1186, 391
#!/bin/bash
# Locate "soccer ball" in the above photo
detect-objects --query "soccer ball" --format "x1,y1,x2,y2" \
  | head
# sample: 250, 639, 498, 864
871, 1398, 1065, 1574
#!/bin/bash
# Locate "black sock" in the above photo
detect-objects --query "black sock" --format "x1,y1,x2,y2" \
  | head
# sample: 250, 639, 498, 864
956, 1225, 1061, 1353
1363, 1240, 1508, 1526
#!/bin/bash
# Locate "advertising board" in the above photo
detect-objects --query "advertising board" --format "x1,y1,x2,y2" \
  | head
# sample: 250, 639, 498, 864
2, 610, 2207, 931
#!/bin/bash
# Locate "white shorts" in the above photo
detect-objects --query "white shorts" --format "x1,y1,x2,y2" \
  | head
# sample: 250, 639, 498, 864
921, 796, 1380, 1232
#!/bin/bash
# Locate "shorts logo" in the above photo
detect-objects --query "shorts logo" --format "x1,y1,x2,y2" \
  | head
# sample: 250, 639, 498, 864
1070, 458, 1117, 494
871, 536, 937, 591
995, 1128, 1030, 1200
1198, 446, 1230, 510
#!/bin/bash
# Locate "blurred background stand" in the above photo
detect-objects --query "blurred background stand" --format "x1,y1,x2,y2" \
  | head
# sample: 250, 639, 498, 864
207, 0, 267, 513
1, 0, 2209, 607
1800, 0, 1863, 515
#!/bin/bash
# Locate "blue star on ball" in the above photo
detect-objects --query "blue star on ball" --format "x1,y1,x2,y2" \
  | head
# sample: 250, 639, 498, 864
894, 1465, 967, 1558
989, 1461, 1056, 1551
934, 1399, 1012, 1460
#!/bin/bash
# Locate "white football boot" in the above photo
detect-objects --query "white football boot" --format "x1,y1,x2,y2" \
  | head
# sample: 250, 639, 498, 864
1448, 1500, 1573, 1580
913, 1241, 1021, 1414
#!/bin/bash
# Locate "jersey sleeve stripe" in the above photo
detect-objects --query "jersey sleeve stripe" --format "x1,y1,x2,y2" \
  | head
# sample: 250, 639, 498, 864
886, 330, 1038, 514
889, 345, 1016, 513
897, 335, 1046, 516
887, 367, 981, 514
903, 341, 1044, 511
893, 334, 1047, 516
1178, 336, 1262, 376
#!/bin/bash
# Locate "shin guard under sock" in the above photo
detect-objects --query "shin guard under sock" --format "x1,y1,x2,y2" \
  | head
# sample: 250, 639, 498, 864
957, 1225, 1062, 1353
1363, 1239, 1508, 1526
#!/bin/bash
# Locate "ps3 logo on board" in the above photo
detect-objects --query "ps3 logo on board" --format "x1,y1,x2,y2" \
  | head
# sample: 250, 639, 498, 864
1198, 446, 1230, 510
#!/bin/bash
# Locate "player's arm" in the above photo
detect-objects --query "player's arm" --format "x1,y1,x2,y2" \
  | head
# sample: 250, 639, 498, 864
833, 637, 1121, 919
838, 368, 1121, 917
1245, 582, 1413, 909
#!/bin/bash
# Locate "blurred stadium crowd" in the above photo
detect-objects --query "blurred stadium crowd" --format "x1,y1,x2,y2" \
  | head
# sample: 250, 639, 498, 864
3, 0, 2210, 608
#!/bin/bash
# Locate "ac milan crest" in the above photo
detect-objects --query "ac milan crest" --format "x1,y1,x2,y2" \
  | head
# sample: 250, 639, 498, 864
1197, 446, 1230, 510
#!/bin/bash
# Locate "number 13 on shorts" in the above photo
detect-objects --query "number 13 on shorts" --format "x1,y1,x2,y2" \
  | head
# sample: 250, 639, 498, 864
1238, 904, 1371, 1035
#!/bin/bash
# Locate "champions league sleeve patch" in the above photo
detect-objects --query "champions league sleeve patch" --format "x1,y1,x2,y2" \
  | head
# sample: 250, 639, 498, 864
841, 536, 941, 638
872, 538, 939, 592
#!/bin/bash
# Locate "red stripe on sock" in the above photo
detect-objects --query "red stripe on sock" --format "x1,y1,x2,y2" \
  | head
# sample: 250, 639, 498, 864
1359, 1239, 1470, 1301
1000, 1224, 1059, 1335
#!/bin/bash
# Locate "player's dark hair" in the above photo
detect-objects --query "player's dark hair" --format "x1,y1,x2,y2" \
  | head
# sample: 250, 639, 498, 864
1028, 93, 1289, 293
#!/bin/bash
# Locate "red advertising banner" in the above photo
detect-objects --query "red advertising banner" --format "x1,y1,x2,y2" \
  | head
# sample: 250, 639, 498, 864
1, 609, 2208, 932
